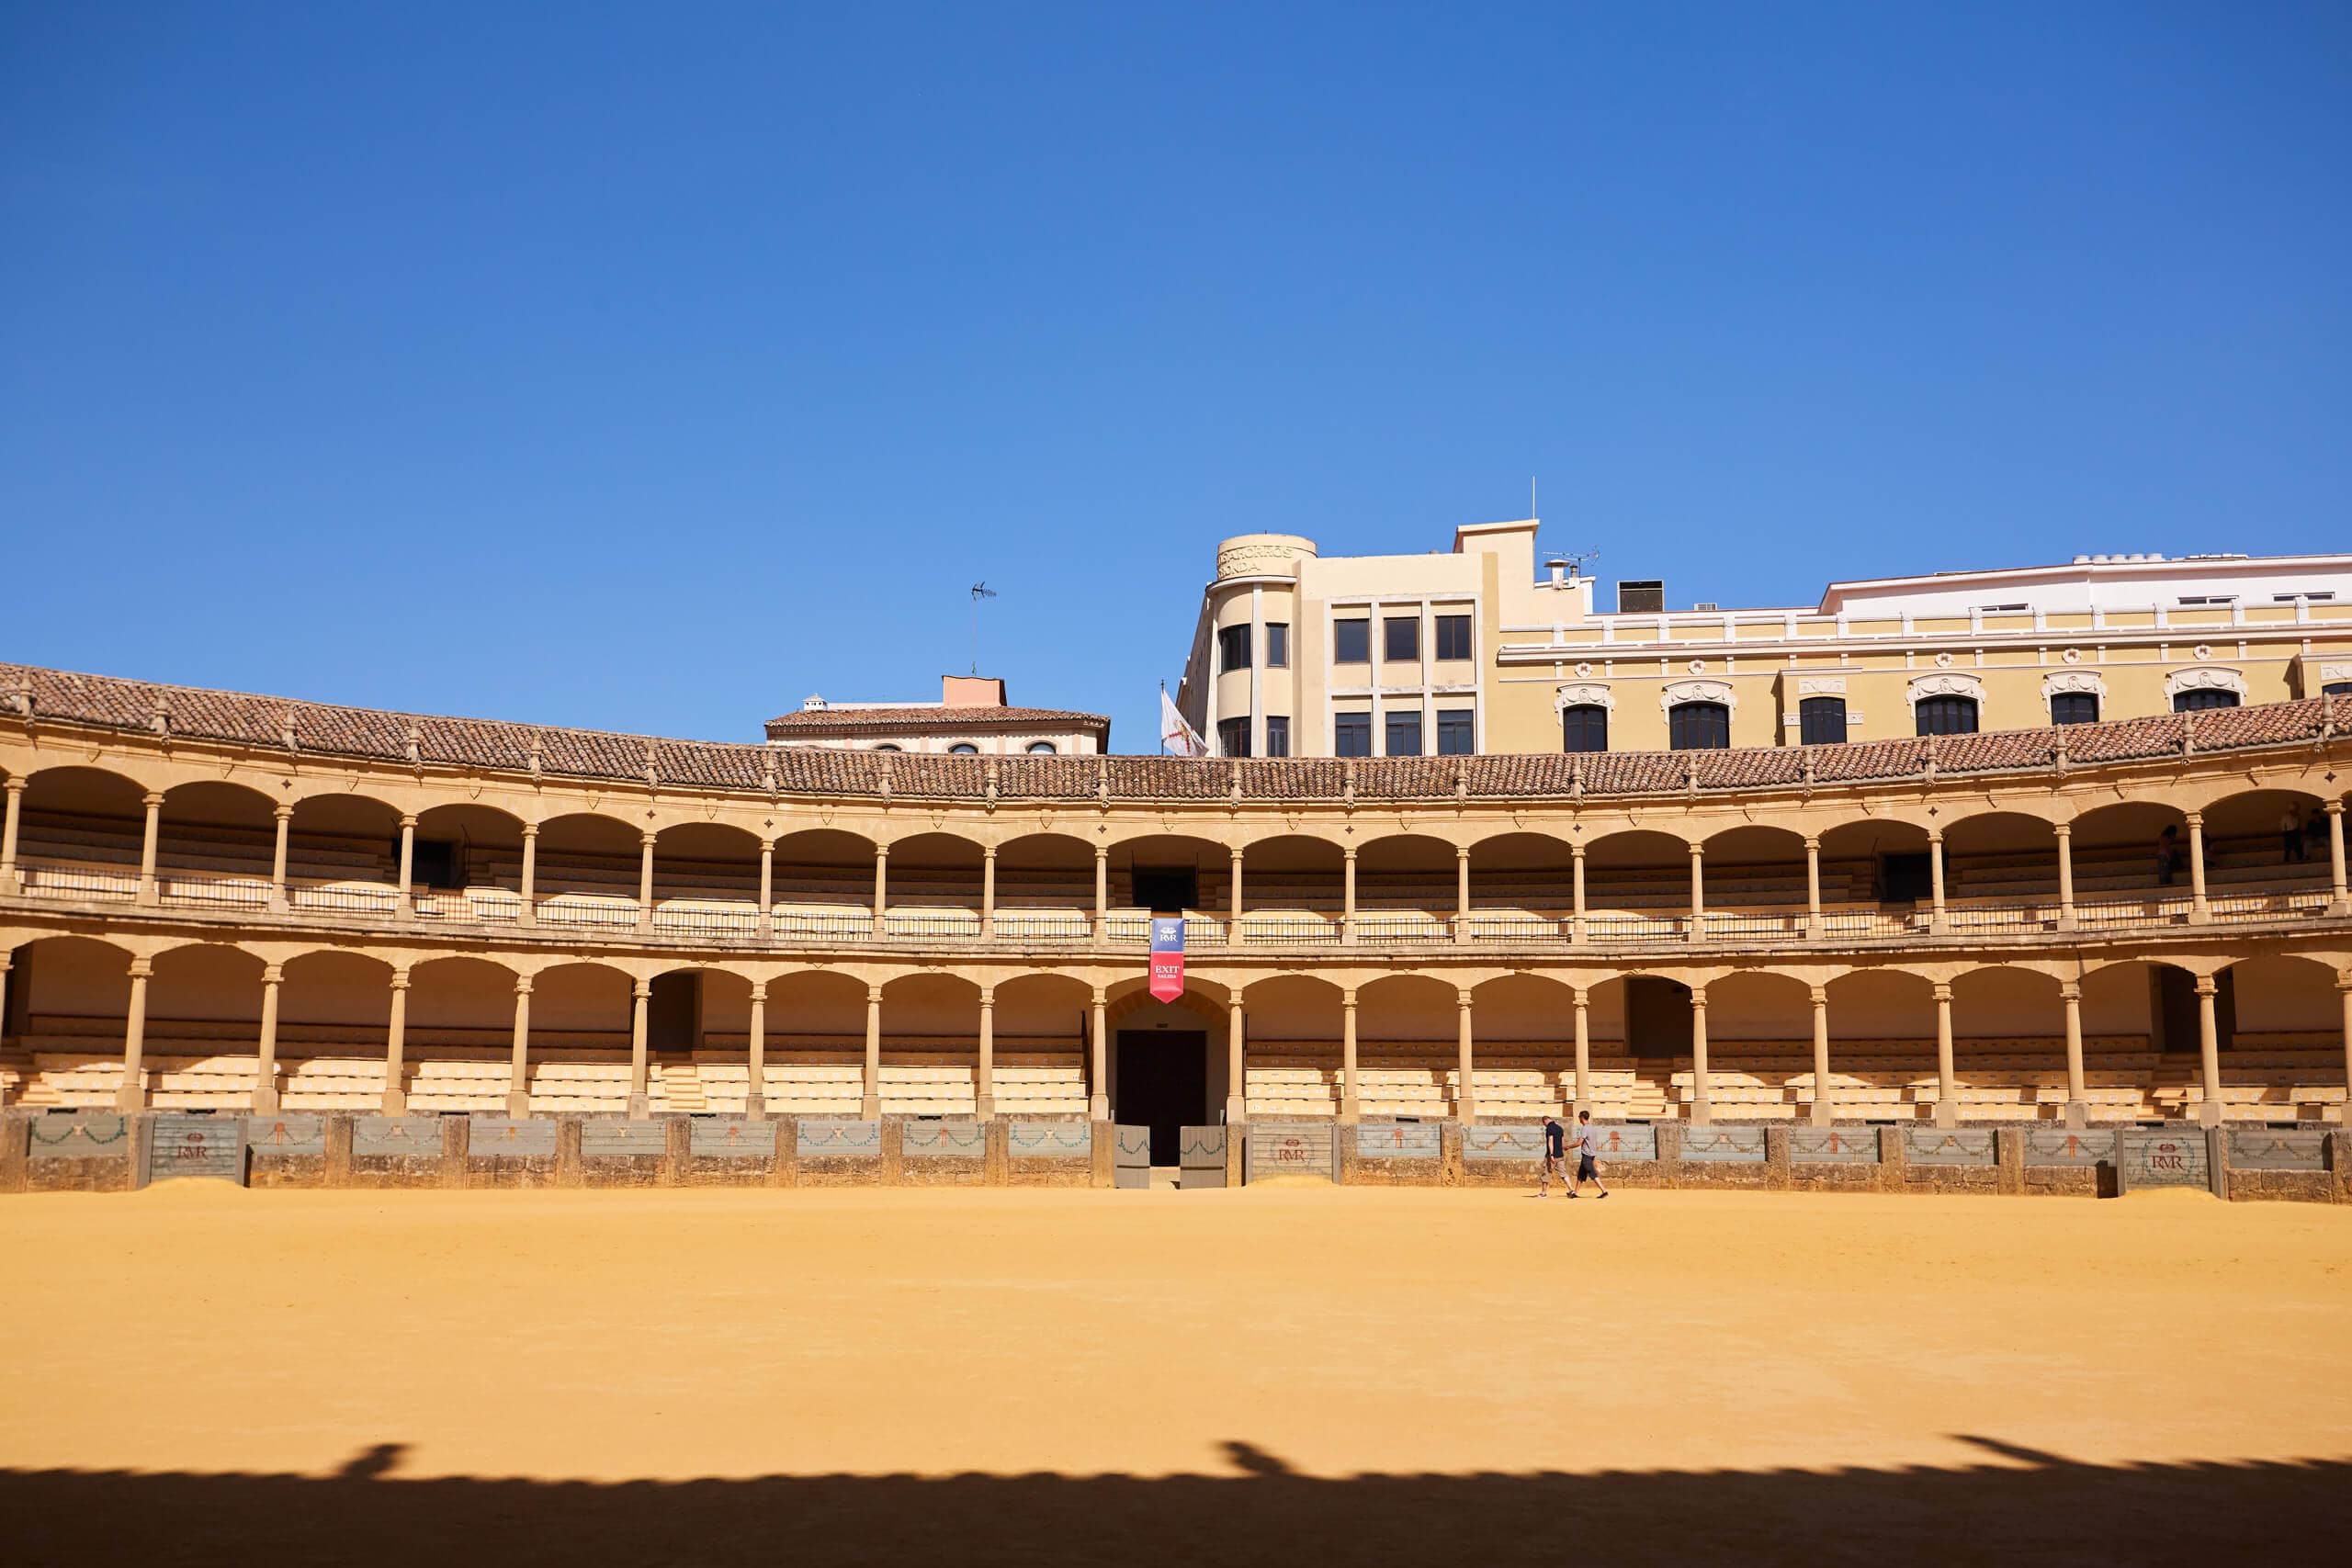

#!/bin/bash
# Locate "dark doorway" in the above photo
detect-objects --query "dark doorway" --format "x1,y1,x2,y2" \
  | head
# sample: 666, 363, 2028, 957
1624, 977, 1691, 1058
2151, 965, 2235, 1055
1881, 852, 1931, 904
1130, 865, 1198, 914
1115, 1030, 1206, 1165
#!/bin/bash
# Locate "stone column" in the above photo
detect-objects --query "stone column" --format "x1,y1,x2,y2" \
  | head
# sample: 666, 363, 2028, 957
253, 963, 284, 1112
0, 952, 13, 1091
628, 979, 652, 1118
2324, 804, 2342, 911
1688, 842, 1705, 943
118, 956, 152, 1111
1454, 987, 1476, 1122
396, 814, 417, 917
382, 966, 410, 1114
0, 775, 26, 887
1092, 846, 1108, 938
746, 982, 767, 1115
2054, 821, 2077, 930
864, 985, 884, 1119
1809, 986, 1833, 1126
757, 839, 775, 940
1933, 982, 1958, 1129
1803, 837, 1822, 937
517, 822, 537, 927
2061, 980, 2087, 1129
1454, 846, 1472, 944
1571, 986, 1591, 1115
137, 791, 164, 906
975, 986, 995, 1119
874, 846, 891, 936
1340, 987, 1360, 1123
637, 831, 658, 931
2186, 813, 2211, 922
1341, 847, 1358, 946
980, 847, 998, 940
1570, 843, 1587, 944
1088, 987, 1109, 1122
1927, 829, 1948, 932
2194, 975, 2223, 1127
1229, 847, 1245, 931
1688, 984, 1711, 1125
1226, 993, 1247, 1125
268, 805, 293, 911
2339, 974, 2352, 1117
506, 976, 533, 1117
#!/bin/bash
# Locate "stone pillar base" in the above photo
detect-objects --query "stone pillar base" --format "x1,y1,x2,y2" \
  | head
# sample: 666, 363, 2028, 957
1339, 1098, 1360, 1125
2197, 1100, 2225, 1129
1687, 1100, 1711, 1126
505, 1091, 531, 1117
1087, 1093, 1108, 1122
1807, 1100, 1833, 1126
973, 1094, 993, 1121
114, 1085, 146, 1112
2063, 1100, 2088, 1130
252, 1087, 281, 1114
627, 1094, 651, 1121
744, 1093, 764, 1118
1934, 1100, 1960, 1130
379, 1089, 408, 1116
861, 1096, 882, 1120
1224, 1095, 1246, 1128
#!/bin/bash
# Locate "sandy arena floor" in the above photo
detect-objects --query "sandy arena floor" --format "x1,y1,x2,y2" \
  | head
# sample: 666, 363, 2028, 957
3, 1182, 2347, 1565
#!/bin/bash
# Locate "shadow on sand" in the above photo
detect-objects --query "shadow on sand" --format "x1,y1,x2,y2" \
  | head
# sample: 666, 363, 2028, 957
5, 1435, 2346, 1566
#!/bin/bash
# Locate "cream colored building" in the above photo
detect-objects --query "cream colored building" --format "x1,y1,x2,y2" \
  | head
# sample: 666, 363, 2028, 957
1176, 525, 2352, 757
766, 675, 1107, 756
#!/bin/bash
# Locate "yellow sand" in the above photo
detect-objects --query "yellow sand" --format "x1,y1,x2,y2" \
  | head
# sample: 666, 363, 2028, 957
2, 1182, 2346, 1488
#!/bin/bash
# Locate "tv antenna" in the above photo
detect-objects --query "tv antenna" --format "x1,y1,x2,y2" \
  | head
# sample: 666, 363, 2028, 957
969, 581, 997, 674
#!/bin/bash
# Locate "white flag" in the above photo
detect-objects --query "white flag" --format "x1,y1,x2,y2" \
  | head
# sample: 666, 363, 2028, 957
1160, 689, 1206, 756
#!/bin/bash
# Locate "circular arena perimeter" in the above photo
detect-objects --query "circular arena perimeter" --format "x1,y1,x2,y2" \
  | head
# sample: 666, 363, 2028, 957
1, 661, 2349, 1147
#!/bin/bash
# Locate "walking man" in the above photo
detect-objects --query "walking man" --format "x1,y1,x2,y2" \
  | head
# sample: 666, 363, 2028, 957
1566, 1109, 1610, 1199
1538, 1113, 1566, 1197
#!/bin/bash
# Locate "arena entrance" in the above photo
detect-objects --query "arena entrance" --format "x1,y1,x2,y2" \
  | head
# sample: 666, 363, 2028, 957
1114, 1030, 1206, 1167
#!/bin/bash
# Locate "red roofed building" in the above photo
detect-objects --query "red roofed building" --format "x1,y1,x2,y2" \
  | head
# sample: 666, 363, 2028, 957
763, 674, 1109, 756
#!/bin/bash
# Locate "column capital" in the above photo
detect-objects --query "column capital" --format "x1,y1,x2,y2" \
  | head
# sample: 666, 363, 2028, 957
977, 985, 994, 1005
1341, 987, 1357, 1008
759, 836, 776, 852
2184, 810, 2203, 828
261, 964, 284, 986
390, 967, 412, 990
141, 791, 165, 809
401, 814, 421, 830
1090, 985, 1106, 1005
513, 976, 533, 996
1342, 846, 1358, 862
128, 957, 153, 979
1926, 826, 1943, 844
1802, 835, 1819, 852
981, 844, 997, 860
1229, 845, 1245, 861
273, 803, 294, 821
516, 820, 534, 837
868, 984, 886, 1004
1569, 841, 1586, 858
2326, 799, 2346, 818
1456, 988, 1473, 1009
1689, 986, 1707, 1008
2052, 819, 2072, 838
748, 982, 766, 1002
1092, 844, 1107, 861
633, 980, 652, 998
1809, 986, 1827, 1007
2059, 980, 2081, 1001
4, 775, 25, 794
2193, 975, 2217, 997
640, 830, 659, 848
1931, 982, 1953, 1003
1689, 840, 1704, 856
877, 844, 892, 860
1570, 987, 1588, 1009
1455, 844, 1471, 862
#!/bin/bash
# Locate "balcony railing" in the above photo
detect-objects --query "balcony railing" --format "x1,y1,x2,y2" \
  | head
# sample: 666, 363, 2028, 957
7, 863, 2345, 953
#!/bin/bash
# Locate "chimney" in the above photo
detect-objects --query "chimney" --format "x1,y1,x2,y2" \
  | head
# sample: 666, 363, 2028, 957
943, 674, 1007, 708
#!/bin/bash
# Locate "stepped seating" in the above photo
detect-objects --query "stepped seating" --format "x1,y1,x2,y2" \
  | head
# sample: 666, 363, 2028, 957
0, 1043, 26, 1106
1244, 1045, 1675, 1120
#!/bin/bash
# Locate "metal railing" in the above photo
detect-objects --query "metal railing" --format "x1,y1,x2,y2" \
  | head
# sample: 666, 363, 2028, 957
8, 863, 2346, 953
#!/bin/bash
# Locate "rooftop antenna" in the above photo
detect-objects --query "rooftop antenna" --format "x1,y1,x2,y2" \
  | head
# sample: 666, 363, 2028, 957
969, 581, 997, 674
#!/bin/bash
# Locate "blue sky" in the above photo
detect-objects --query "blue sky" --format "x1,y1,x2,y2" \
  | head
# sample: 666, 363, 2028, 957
4, 3, 2346, 750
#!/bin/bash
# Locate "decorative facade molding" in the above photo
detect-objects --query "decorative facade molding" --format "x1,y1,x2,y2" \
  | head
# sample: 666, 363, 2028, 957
1794, 676, 1847, 696
2040, 671, 2108, 703
1906, 672, 1985, 708
2165, 666, 2248, 701
1554, 682, 1615, 713
2318, 660, 2351, 685
1659, 679, 1736, 713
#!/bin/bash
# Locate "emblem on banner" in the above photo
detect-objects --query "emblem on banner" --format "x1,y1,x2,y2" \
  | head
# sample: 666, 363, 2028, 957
1148, 916, 1185, 1002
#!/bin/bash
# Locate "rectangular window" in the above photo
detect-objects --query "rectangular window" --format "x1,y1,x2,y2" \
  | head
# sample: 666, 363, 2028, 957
1798, 696, 1848, 745
1265, 623, 1289, 668
1333, 618, 1370, 664
1333, 711, 1372, 757
1435, 708, 1475, 755
1216, 624, 1250, 673
1434, 614, 1473, 661
1385, 615, 1420, 662
1264, 716, 1290, 757
1385, 709, 1423, 757
1668, 702, 1732, 750
1561, 705, 1608, 753
1216, 716, 1250, 758
2050, 692, 2099, 726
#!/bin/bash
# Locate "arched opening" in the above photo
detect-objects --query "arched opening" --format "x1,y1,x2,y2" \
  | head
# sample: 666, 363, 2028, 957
1353, 834, 1457, 944
1463, 833, 1577, 940
1814, 818, 1933, 928
1238, 974, 1344, 1119
1582, 829, 1691, 943
2082, 958, 2225, 1120
155, 782, 280, 909
1352, 973, 1460, 1116
1822, 967, 1936, 1121
1106, 976, 1234, 1156
277, 951, 394, 1109
879, 971, 984, 1115
1107, 833, 1230, 921
1463, 972, 1579, 1119
1238, 835, 1345, 942
4, 934, 135, 1107
2196, 789, 2333, 908
144, 943, 267, 1107
13, 766, 150, 901
1700, 827, 1811, 939
993, 974, 1093, 1117
522, 962, 637, 1114
409, 803, 527, 922
1692, 970, 1815, 1121
2216, 954, 2344, 1119
992, 833, 1096, 942
285, 793, 404, 915
403, 955, 525, 1111
1938, 811, 2060, 931
764, 970, 873, 1116
641, 965, 757, 1111
532, 814, 649, 934
770, 829, 880, 941
883, 833, 986, 942
1948, 966, 2064, 1121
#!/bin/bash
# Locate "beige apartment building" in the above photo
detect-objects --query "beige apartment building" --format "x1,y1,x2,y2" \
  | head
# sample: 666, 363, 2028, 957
1175, 524, 2352, 757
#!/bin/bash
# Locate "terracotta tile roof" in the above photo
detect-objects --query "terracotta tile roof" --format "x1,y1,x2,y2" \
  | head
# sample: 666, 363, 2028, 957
0, 662, 2337, 805
765, 704, 1109, 734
